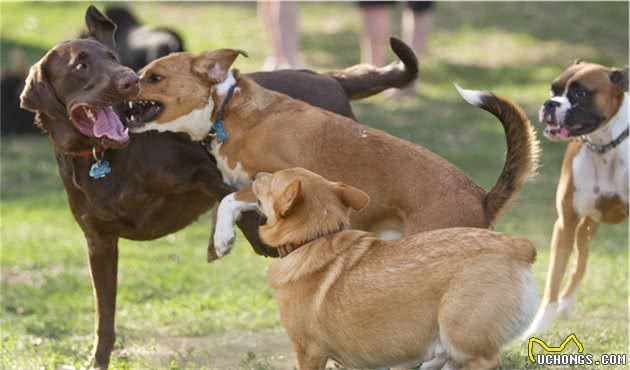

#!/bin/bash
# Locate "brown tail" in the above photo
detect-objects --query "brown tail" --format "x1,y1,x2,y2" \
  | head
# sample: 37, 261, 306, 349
327, 37, 419, 100
455, 84, 540, 227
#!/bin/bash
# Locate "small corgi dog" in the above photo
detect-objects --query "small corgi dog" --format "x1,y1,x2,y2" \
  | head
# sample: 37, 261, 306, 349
223, 167, 539, 370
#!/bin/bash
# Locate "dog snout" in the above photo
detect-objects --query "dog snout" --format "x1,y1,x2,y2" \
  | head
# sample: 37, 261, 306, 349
117, 74, 140, 97
543, 100, 560, 111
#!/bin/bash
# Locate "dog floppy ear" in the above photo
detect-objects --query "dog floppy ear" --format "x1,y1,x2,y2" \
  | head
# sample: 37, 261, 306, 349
610, 66, 629, 92
85, 5, 117, 50
20, 58, 64, 115
191, 49, 248, 84
333, 183, 369, 211
274, 179, 301, 218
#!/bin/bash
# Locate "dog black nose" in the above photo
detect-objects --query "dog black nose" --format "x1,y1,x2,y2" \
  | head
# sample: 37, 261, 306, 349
544, 100, 560, 110
117, 74, 140, 97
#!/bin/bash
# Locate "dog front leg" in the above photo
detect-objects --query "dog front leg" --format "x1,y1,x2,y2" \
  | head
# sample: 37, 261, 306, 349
86, 235, 119, 370
213, 188, 258, 258
237, 210, 279, 257
524, 212, 578, 336
294, 343, 328, 370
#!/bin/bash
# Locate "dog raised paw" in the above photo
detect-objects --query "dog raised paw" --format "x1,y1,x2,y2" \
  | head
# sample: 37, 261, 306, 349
213, 223, 236, 258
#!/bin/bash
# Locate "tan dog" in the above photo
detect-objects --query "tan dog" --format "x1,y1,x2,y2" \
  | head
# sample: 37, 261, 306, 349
525, 61, 628, 335
238, 167, 539, 370
123, 49, 539, 258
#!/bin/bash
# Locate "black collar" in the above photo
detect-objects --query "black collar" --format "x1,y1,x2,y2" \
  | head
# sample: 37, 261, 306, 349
583, 127, 629, 154
208, 82, 237, 142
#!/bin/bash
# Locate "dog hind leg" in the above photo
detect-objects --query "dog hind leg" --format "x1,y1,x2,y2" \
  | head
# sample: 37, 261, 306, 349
558, 217, 598, 316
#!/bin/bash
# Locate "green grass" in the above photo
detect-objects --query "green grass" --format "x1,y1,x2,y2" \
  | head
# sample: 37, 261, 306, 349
1, 2, 628, 369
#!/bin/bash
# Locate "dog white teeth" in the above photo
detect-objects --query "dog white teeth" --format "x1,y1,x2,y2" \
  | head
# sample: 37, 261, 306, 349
128, 101, 133, 109
82, 107, 96, 123
130, 115, 136, 122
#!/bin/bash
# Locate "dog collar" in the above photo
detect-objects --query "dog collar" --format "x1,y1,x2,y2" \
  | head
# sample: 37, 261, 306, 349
65, 146, 111, 179
65, 145, 106, 157
208, 83, 237, 142
582, 127, 629, 154
277, 224, 346, 258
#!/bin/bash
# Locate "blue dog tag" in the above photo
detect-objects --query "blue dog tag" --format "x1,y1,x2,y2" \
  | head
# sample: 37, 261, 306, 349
214, 120, 229, 142
89, 160, 111, 179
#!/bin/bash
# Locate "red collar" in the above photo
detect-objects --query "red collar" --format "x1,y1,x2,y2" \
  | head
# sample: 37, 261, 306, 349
277, 225, 346, 258
65, 146, 106, 158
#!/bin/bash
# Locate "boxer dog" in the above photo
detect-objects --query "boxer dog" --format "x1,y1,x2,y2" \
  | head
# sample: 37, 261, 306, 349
526, 60, 628, 335
237, 167, 538, 370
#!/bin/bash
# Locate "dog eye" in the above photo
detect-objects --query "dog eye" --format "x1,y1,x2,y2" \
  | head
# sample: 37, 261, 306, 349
148, 74, 163, 84
74, 63, 88, 71
575, 88, 587, 98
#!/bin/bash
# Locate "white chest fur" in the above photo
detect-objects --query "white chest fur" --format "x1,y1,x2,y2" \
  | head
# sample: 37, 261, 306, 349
210, 141, 251, 189
572, 94, 629, 219
132, 102, 214, 141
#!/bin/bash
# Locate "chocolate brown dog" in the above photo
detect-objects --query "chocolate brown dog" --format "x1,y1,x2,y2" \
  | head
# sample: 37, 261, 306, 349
19, 6, 418, 368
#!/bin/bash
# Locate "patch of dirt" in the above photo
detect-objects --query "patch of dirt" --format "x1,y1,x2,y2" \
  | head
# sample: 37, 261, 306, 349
118, 329, 297, 369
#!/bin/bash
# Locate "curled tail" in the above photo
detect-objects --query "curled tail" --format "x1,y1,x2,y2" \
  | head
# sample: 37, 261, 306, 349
328, 37, 419, 100
455, 84, 540, 226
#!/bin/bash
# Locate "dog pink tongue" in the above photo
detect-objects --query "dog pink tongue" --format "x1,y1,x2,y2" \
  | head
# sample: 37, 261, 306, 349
558, 126, 570, 139
93, 106, 129, 143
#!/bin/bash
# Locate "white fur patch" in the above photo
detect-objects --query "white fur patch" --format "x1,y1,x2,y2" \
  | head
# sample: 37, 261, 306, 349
131, 101, 214, 141
377, 230, 402, 240
214, 193, 257, 258
550, 94, 571, 124
523, 301, 558, 337
214, 71, 237, 96
557, 290, 578, 317
571, 93, 629, 219
513, 269, 539, 339
210, 141, 252, 189
454, 83, 484, 106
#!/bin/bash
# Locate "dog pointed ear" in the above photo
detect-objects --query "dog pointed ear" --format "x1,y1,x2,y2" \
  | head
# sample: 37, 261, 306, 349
610, 66, 629, 92
333, 183, 369, 211
20, 58, 64, 115
191, 49, 248, 84
85, 5, 117, 50
274, 179, 301, 218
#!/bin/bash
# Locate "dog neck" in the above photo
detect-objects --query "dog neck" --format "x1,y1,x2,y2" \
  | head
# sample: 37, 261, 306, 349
276, 224, 346, 257
583, 93, 629, 148
39, 113, 98, 154
133, 71, 237, 141
267, 229, 375, 287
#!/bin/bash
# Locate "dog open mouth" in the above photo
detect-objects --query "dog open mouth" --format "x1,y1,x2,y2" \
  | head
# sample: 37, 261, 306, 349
118, 100, 163, 129
543, 120, 595, 140
70, 104, 130, 145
